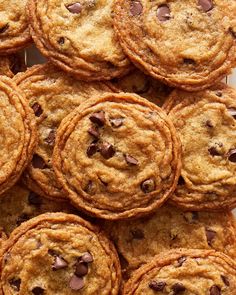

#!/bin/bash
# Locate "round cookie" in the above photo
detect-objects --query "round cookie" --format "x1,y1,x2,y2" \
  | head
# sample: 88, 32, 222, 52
103, 204, 236, 280
14, 64, 113, 200
110, 69, 172, 106
0, 0, 31, 54
0, 213, 121, 294
27, 0, 131, 81
123, 249, 236, 294
53, 93, 181, 220
0, 76, 37, 195
113, 0, 236, 91
164, 83, 236, 211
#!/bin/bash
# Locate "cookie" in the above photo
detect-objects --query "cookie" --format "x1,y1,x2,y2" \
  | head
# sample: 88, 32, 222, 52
0, 0, 31, 54
113, 0, 236, 91
103, 204, 236, 280
27, 0, 131, 81
110, 69, 172, 106
0, 212, 121, 294
0, 76, 37, 195
14, 64, 113, 200
163, 83, 236, 211
123, 249, 236, 294
53, 93, 181, 220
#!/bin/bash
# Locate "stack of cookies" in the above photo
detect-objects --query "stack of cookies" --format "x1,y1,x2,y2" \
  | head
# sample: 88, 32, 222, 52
0, 0, 236, 294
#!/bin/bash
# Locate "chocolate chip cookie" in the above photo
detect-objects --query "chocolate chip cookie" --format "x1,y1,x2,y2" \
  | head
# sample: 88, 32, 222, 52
164, 83, 236, 211
110, 69, 172, 106
0, 76, 37, 195
113, 0, 236, 91
14, 64, 113, 200
27, 0, 131, 81
123, 249, 236, 294
0, 212, 121, 294
53, 93, 181, 220
0, 0, 31, 54
103, 204, 236, 280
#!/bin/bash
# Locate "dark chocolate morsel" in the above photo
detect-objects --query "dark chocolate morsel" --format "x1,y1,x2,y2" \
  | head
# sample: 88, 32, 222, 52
52, 256, 68, 270
228, 108, 236, 119
81, 252, 94, 263
228, 149, 236, 163
172, 283, 186, 293
198, 0, 213, 12
0, 24, 9, 34
221, 275, 230, 286
75, 262, 88, 277
32, 103, 43, 117
183, 58, 196, 65
89, 112, 105, 127
32, 287, 45, 295
157, 4, 171, 22
130, 1, 143, 16
58, 37, 65, 45
210, 285, 221, 295
125, 154, 139, 165
110, 118, 124, 128
66, 3, 82, 14
205, 228, 216, 246
177, 256, 187, 267
149, 281, 166, 291
32, 154, 47, 169
9, 278, 21, 291
69, 275, 84, 291
45, 130, 56, 146
141, 178, 155, 193
87, 143, 98, 157
100, 142, 115, 159
88, 126, 100, 139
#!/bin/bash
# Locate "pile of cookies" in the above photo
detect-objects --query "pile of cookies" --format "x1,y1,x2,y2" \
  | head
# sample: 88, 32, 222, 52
0, 0, 236, 294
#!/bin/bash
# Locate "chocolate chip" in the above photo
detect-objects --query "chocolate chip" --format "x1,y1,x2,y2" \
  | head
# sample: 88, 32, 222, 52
172, 283, 186, 294
157, 5, 171, 22
198, 0, 213, 12
228, 149, 236, 163
141, 178, 155, 193
28, 192, 42, 206
177, 256, 186, 267
100, 142, 115, 159
32, 103, 43, 117
149, 281, 166, 291
89, 112, 105, 127
9, 278, 21, 291
84, 180, 96, 195
48, 249, 58, 256
125, 154, 139, 165
216, 91, 222, 97
221, 275, 230, 286
81, 252, 93, 263
130, 1, 143, 16
58, 37, 65, 45
16, 214, 29, 226
229, 27, 236, 39
208, 147, 220, 157
178, 176, 185, 185
210, 285, 221, 295
205, 228, 216, 246
45, 130, 56, 146
52, 256, 68, 270
206, 120, 213, 128
183, 58, 196, 65
67, 2, 82, 13
75, 262, 88, 277
110, 118, 124, 128
130, 229, 144, 240
32, 154, 47, 169
0, 24, 9, 34
69, 275, 84, 291
87, 143, 98, 157
32, 287, 45, 295
88, 126, 100, 139
228, 108, 236, 119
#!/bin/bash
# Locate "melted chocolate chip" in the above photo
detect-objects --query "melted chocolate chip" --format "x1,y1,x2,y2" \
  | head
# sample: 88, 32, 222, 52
228, 108, 236, 119
16, 214, 29, 226
67, 2, 82, 13
172, 283, 186, 294
221, 275, 230, 286
28, 192, 42, 206
75, 262, 88, 277
32, 154, 47, 169
88, 126, 100, 139
216, 91, 222, 97
157, 4, 171, 22
89, 112, 105, 126
84, 180, 95, 195
45, 130, 56, 146
210, 285, 221, 295
0, 24, 9, 34
32, 103, 43, 117
81, 252, 93, 263
125, 154, 139, 165
130, 1, 143, 16
110, 118, 124, 128
69, 275, 84, 291
206, 120, 213, 128
229, 27, 236, 39
141, 179, 155, 193
177, 256, 186, 267
32, 287, 45, 295
228, 149, 236, 163
58, 37, 65, 45
149, 281, 166, 291
208, 147, 220, 157
100, 142, 115, 159
9, 278, 21, 291
178, 176, 185, 185
52, 256, 68, 270
87, 143, 98, 157
198, 0, 213, 12
183, 58, 196, 65
130, 229, 144, 240
205, 228, 216, 246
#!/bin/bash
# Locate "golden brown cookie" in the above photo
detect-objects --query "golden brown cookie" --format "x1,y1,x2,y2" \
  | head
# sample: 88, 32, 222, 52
0, 213, 121, 294
103, 204, 236, 280
0, 76, 37, 195
53, 93, 181, 220
14, 64, 113, 200
0, 0, 31, 54
164, 84, 236, 211
27, 0, 131, 81
123, 249, 236, 294
113, 0, 236, 91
